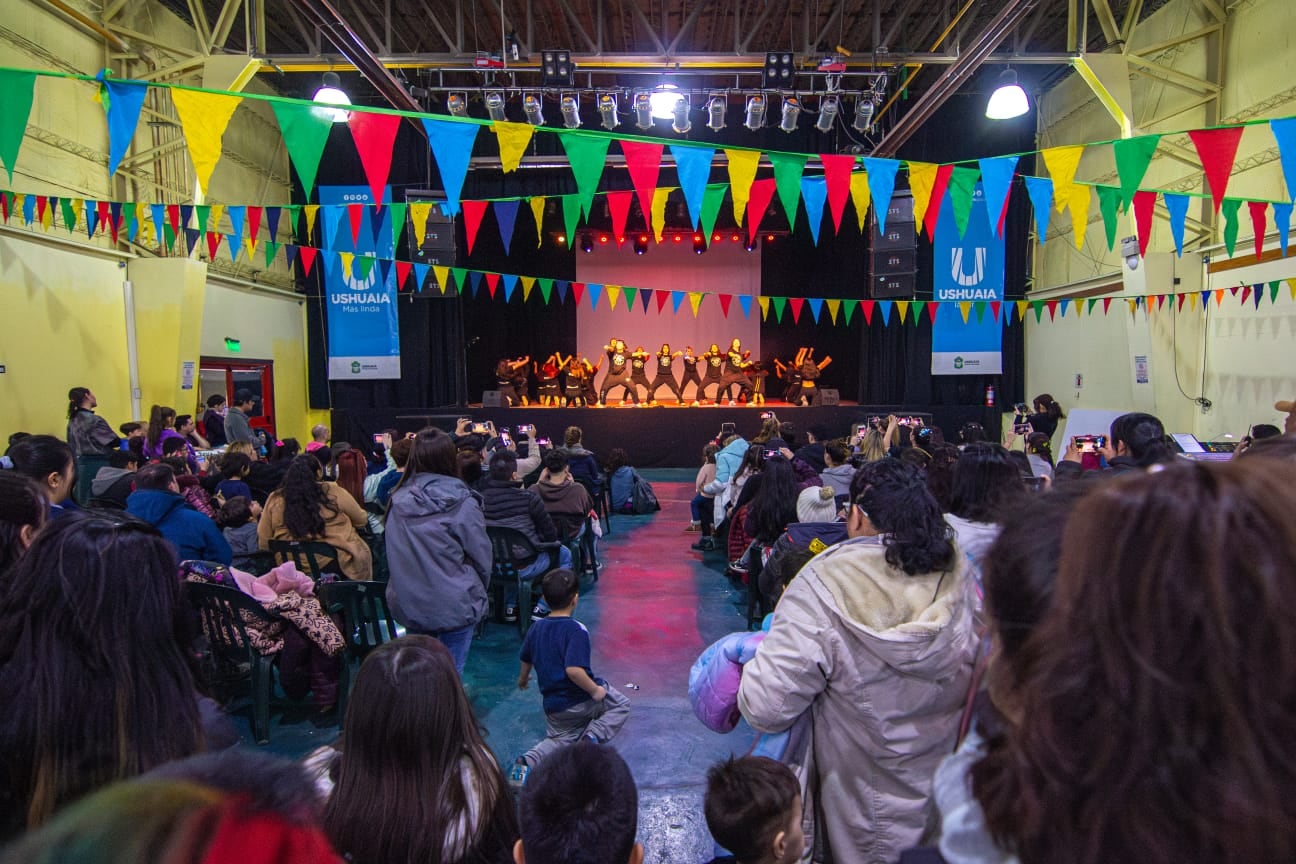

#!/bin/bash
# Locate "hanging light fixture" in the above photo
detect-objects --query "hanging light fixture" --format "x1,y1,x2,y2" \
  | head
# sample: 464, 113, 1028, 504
523, 92, 544, 125
560, 93, 582, 129
816, 95, 839, 133
446, 92, 468, 118
779, 96, 801, 133
648, 83, 681, 119
852, 95, 875, 132
313, 71, 351, 123
985, 68, 1029, 120
597, 93, 619, 130
706, 94, 727, 131
633, 92, 654, 130
671, 95, 691, 134
744, 94, 766, 131
485, 90, 507, 122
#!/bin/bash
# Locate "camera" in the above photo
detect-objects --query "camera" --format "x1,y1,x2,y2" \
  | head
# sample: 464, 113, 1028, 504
1014, 402, 1029, 415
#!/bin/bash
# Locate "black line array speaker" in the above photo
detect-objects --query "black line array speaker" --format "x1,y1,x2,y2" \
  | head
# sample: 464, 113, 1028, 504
870, 192, 916, 299
415, 203, 457, 268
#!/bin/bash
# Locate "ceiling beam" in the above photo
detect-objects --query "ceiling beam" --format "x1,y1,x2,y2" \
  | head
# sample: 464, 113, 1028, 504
209, 0, 245, 52
1089, 0, 1121, 45
667, 0, 712, 57
1127, 54, 1222, 94
1132, 22, 1221, 57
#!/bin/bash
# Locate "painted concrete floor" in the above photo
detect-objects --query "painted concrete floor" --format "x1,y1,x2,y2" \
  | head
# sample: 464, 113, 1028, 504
230, 469, 757, 859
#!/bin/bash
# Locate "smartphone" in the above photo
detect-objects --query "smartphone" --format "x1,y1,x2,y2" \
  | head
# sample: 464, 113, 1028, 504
500, 432, 512, 445
1014, 402, 1030, 414
1073, 434, 1107, 454
760, 411, 774, 420
720, 422, 737, 435
471, 422, 490, 434
1012, 424, 1031, 435
868, 415, 884, 429
536, 437, 551, 446
372, 433, 383, 445
516, 423, 534, 434
763, 449, 780, 460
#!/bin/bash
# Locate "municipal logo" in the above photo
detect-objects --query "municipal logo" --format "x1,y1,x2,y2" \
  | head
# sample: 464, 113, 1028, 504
954, 356, 965, 369
351, 361, 361, 374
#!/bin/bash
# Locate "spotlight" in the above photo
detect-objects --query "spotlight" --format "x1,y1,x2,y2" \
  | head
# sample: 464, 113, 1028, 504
730, 234, 740, 242
597, 93, 619, 130
986, 68, 1029, 120
633, 234, 649, 255
745, 94, 766, 130
672, 234, 682, 243
447, 92, 468, 118
693, 233, 707, 254
579, 232, 593, 253
765, 233, 775, 242
706, 94, 726, 131
599, 234, 610, 244
523, 92, 544, 125
762, 52, 795, 89
485, 90, 507, 122
713, 233, 721, 243
744, 237, 757, 251
852, 95, 875, 132
556, 234, 567, 245
313, 71, 351, 123
648, 84, 681, 119
560, 92, 581, 129
780, 97, 801, 133
816, 95, 839, 132
541, 49, 575, 87
671, 95, 691, 134
633, 92, 653, 130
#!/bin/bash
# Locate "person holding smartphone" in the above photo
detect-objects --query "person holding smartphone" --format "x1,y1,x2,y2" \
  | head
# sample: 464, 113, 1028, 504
1056, 412, 1173, 481
1014, 394, 1065, 439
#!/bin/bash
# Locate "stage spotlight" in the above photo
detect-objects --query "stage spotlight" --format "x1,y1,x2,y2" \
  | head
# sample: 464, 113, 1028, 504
579, 232, 593, 253
556, 234, 567, 245
312, 71, 351, 123
447, 92, 468, 118
762, 51, 795, 89
598, 234, 610, 245
485, 90, 507, 122
597, 92, 619, 130
780, 97, 801, 133
705, 94, 726, 131
633, 92, 653, 130
852, 95, 874, 132
560, 93, 581, 129
672, 234, 683, 243
541, 49, 575, 87
693, 233, 707, 254
713, 233, 722, 243
986, 68, 1029, 119
744, 237, 757, 251
523, 92, 544, 125
730, 233, 740, 242
633, 234, 649, 255
765, 233, 775, 242
745, 94, 766, 130
816, 94, 839, 132
671, 95, 692, 134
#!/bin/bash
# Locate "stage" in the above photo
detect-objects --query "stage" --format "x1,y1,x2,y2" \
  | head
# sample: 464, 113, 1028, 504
328, 400, 1000, 469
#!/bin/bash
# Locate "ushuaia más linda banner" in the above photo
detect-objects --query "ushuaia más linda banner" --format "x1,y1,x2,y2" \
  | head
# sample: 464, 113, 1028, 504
932, 186, 1004, 375
320, 185, 401, 380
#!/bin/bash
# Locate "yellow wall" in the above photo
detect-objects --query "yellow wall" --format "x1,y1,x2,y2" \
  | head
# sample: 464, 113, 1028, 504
130, 257, 207, 416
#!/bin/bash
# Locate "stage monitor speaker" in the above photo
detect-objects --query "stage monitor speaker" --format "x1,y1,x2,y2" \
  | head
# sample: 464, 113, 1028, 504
879, 193, 914, 227
818, 388, 840, 406
481, 390, 504, 407
871, 272, 915, 299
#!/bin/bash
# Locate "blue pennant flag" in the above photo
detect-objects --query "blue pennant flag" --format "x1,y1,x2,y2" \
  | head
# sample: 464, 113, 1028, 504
978, 155, 1019, 237
639, 288, 653, 313
738, 295, 753, 318
1272, 202, 1292, 258
502, 273, 519, 301
179, 204, 194, 231
861, 158, 901, 233
671, 144, 715, 229
126, 209, 139, 244
807, 298, 824, 323
149, 204, 165, 244
1270, 118, 1296, 202
586, 283, 603, 309
284, 244, 299, 268
411, 263, 429, 291
102, 78, 148, 177
495, 201, 520, 255
556, 280, 569, 303
227, 231, 243, 264
184, 228, 200, 254
1163, 193, 1190, 256
800, 177, 827, 246
86, 201, 99, 239
1023, 176, 1054, 241
227, 206, 246, 244
469, 271, 482, 298
877, 300, 893, 326
672, 291, 686, 314
265, 206, 281, 240
423, 118, 479, 216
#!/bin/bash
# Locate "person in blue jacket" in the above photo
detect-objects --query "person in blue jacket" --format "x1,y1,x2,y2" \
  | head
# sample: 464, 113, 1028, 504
126, 462, 231, 565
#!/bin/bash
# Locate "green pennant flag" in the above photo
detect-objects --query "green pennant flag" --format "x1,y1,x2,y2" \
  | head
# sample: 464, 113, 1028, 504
769, 153, 808, 225
1096, 185, 1122, 250
771, 296, 787, 323
1271, 280, 1282, 303
1087, 298, 1098, 314
558, 131, 612, 218
562, 195, 582, 245
1221, 198, 1241, 257
388, 202, 407, 249
0, 70, 36, 183
911, 300, 926, 325
270, 100, 334, 197
538, 277, 554, 304
355, 256, 375, 280
265, 241, 280, 268
199, 204, 216, 233
1032, 300, 1044, 323
699, 185, 727, 243
946, 166, 981, 236
162, 221, 177, 252
58, 197, 76, 232
450, 267, 468, 291
623, 286, 637, 311
974, 300, 987, 323
1112, 134, 1160, 209
841, 299, 857, 326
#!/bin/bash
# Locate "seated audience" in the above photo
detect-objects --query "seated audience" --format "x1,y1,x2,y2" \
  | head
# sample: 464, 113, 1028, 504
90, 448, 139, 508
0, 473, 46, 574
117, 420, 144, 451
371, 436, 413, 509
258, 455, 372, 581
534, 450, 595, 536
214, 451, 253, 502
515, 742, 643, 864
216, 495, 261, 571
743, 456, 803, 552
945, 443, 1026, 598
0, 512, 207, 841
922, 443, 961, 511
794, 424, 830, 474
1235, 421, 1282, 457
1238, 433, 1296, 463
143, 404, 193, 467
318, 636, 518, 864
738, 458, 976, 863
6, 435, 76, 518
164, 455, 216, 518
559, 425, 602, 490
819, 441, 855, 496
703, 756, 804, 864
253, 438, 300, 502
1025, 431, 1054, 480
201, 394, 227, 448
177, 413, 210, 450
306, 424, 330, 454
606, 448, 645, 513
126, 463, 231, 565
689, 442, 720, 538
65, 386, 119, 457
457, 449, 486, 490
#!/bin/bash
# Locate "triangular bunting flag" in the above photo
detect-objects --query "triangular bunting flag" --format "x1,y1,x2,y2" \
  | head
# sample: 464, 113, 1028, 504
303, 204, 319, 242
639, 287, 652, 313
769, 152, 808, 225
745, 178, 777, 244
978, 155, 1018, 237
604, 284, 621, 310
348, 110, 400, 204
347, 204, 365, 247
1041, 145, 1085, 210
738, 295, 753, 318
409, 202, 432, 244
606, 191, 632, 244
492, 122, 534, 173
621, 140, 664, 226
789, 297, 806, 323
1024, 176, 1053, 240
726, 148, 763, 225
907, 162, 940, 233
826, 298, 841, 324
849, 171, 871, 233
0, 70, 37, 182
538, 277, 553, 303
1133, 191, 1157, 258
468, 270, 482, 298
807, 297, 824, 323
820, 154, 856, 233
1222, 198, 1241, 257
271, 101, 333, 196
530, 196, 546, 248
422, 117, 478, 215
102, 79, 147, 177
556, 279, 569, 303
652, 187, 671, 243
1096, 185, 1122, 251
169, 87, 241, 195
717, 293, 733, 317
1067, 185, 1091, 250
559, 132, 612, 217
1188, 126, 1245, 214
622, 286, 637, 311
758, 296, 770, 320
771, 296, 787, 323
688, 292, 704, 317
895, 300, 909, 324
1271, 118, 1296, 201
859, 299, 875, 326
1113, 134, 1161, 209
946, 166, 980, 237
494, 200, 520, 255
1164, 193, 1190, 256
672, 145, 715, 229
1248, 201, 1268, 261
297, 245, 318, 277
412, 262, 430, 292
520, 275, 536, 301
861, 158, 901, 233
877, 300, 893, 326
394, 260, 411, 290
656, 289, 670, 313
388, 202, 406, 249
502, 273, 518, 301
699, 185, 725, 242
672, 290, 686, 314
800, 177, 827, 246
1274, 202, 1292, 258
562, 195, 582, 246
571, 281, 586, 306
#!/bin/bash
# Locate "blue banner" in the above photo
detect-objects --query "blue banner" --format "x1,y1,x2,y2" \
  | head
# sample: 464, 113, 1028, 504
932, 185, 1004, 375
319, 185, 401, 379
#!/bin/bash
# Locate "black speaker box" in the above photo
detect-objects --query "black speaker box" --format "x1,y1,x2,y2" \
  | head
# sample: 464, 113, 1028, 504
872, 248, 916, 274
818, 388, 840, 406
482, 390, 504, 407
871, 272, 915, 299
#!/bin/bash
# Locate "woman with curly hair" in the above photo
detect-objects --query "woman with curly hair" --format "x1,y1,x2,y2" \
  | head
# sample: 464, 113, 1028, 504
738, 458, 976, 863
258, 455, 372, 581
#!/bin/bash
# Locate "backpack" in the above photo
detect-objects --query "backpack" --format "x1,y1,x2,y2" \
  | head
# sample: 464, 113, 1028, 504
628, 473, 661, 514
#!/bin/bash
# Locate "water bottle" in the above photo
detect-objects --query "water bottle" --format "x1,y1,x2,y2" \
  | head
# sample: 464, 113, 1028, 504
984, 383, 996, 407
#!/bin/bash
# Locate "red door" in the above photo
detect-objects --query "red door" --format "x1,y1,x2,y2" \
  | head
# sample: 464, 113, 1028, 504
199, 358, 277, 439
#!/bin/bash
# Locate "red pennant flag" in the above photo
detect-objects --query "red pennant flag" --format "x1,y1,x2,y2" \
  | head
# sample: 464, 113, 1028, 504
1229, 286, 1239, 297
485, 272, 500, 298
820, 154, 856, 232
1247, 201, 1268, 261
1046, 300, 1059, 321
1156, 294, 1167, 310
97, 201, 112, 234
395, 261, 412, 290
205, 231, 222, 260
298, 245, 318, 277
606, 191, 633, 245
166, 204, 181, 235
247, 206, 263, 243
462, 200, 488, 256
861, 299, 876, 326
571, 282, 585, 306
989, 300, 1001, 322
0, 194, 7, 223
1177, 293, 1187, 312
788, 297, 805, 323
1132, 191, 1157, 258
1102, 297, 1113, 315
348, 204, 365, 247
620, 140, 664, 229
1240, 285, 1251, 306
745, 178, 778, 244
922, 164, 956, 241
347, 110, 402, 205
1187, 126, 1245, 214
717, 294, 733, 317
928, 302, 940, 324
656, 290, 670, 313
35, 195, 48, 224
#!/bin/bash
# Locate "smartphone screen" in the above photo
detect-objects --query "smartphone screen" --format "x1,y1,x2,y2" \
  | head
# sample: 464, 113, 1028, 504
516, 424, 534, 434
372, 433, 383, 444
720, 422, 737, 434
471, 422, 489, 434
536, 437, 551, 446
763, 449, 780, 460
760, 411, 773, 420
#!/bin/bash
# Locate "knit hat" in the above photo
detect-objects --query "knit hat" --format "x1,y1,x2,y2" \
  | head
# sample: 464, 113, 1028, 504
796, 485, 839, 523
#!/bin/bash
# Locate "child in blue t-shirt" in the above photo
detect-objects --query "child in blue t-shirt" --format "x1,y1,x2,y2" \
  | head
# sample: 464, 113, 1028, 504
513, 568, 630, 784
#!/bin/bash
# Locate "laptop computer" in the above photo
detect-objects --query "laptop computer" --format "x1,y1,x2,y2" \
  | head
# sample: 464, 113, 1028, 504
1171, 433, 1234, 462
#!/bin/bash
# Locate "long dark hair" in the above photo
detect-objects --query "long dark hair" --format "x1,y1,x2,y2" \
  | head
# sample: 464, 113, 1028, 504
0, 512, 203, 830
1026, 432, 1054, 466
325, 636, 518, 864
1109, 411, 1173, 467
974, 461, 1296, 864
277, 456, 335, 539
145, 404, 176, 450
0, 473, 46, 574
746, 456, 799, 543
948, 443, 1026, 523
402, 427, 459, 480
850, 459, 955, 575
5, 435, 74, 491
1032, 393, 1063, 419
66, 387, 91, 420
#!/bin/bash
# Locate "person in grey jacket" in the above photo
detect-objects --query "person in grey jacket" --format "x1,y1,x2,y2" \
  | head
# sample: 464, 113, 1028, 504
818, 440, 856, 497
65, 387, 119, 457
384, 427, 492, 675
223, 390, 257, 445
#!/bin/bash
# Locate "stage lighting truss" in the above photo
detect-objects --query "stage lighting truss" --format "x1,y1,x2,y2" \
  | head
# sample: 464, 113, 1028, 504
745, 94, 766, 130
816, 94, 839, 133
633, 92, 654, 130
780, 96, 801, 133
853, 93, 875, 133
485, 90, 507, 122
523, 92, 544, 125
706, 94, 727, 131
671, 94, 692, 134
560, 92, 582, 129
447, 92, 468, 118
597, 92, 619, 130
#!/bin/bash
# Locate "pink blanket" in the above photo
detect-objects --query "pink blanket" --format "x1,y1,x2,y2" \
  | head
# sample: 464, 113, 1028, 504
230, 561, 317, 603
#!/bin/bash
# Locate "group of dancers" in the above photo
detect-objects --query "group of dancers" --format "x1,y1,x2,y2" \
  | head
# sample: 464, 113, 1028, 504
493, 339, 832, 407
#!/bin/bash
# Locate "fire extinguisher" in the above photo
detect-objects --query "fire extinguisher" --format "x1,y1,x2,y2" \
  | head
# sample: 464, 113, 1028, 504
984, 383, 996, 407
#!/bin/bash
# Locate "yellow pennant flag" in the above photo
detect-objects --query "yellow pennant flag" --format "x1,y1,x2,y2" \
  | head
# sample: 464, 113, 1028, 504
849, 172, 871, 233
408, 202, 432, 241
1068, 185, 1091, 250
245, 235, 257, 259
529, 196, 546, 247
304, 204, 320, 240
1041, 145, 1085, 212
1287, 277, 1296, 300
339, 252, 354, 281
826, 298, 842, 324
1075, 299, 1086, 317
521, 275, 536, 301
959, 301, 973, 323
12, 193, 25, 223
39, 201, 53, 231
605, 285, 622, 310
432, 265, 450, 294
69, 198, 84, 232
688, 292, 705, 317
758, 296, 771, 320
906, 162, 939, 233
492, 122, 534, 173
896, 300, 911, 324
1127, 299, 1138, 317
1015, 300, 1029, 322
169, 88, 242, 196
1188, 291, 1199, 311
651, 187, 670, 243
725, 149, 763, 225
206, 204, 223, 235
135, 202, 148, 231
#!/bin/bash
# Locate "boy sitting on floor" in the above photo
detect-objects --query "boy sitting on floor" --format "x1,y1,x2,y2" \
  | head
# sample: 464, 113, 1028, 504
703, 756, 805, 864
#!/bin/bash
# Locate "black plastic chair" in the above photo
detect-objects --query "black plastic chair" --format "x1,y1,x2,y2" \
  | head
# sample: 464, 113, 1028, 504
745, 542, 771, 630
317, 579, 400, 722
575, 476, 612, 536
74, 454, 111, 506
268, 539, 342, 581
486, 526, 563, 634
550, 512, 600, 583
183, 581, 282, 745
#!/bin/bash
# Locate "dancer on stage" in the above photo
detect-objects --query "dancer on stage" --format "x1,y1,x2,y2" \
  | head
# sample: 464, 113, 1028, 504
719, 338, 755, 406
700, 343, 725, 404
794, 347, 832, 406
535, 354, 562, 406
628, 346, 653, 405
563, 353, 595, 407
598, 339, 640, 406
774, 355, 803, 404
649, 344, 684, 406
495, 355, 530, 406
746, 359, 769, 406
679, 346, 704, 406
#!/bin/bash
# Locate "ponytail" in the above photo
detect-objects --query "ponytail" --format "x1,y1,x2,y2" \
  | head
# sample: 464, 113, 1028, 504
67, 387, 91, 421
146, 405, 176, 450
